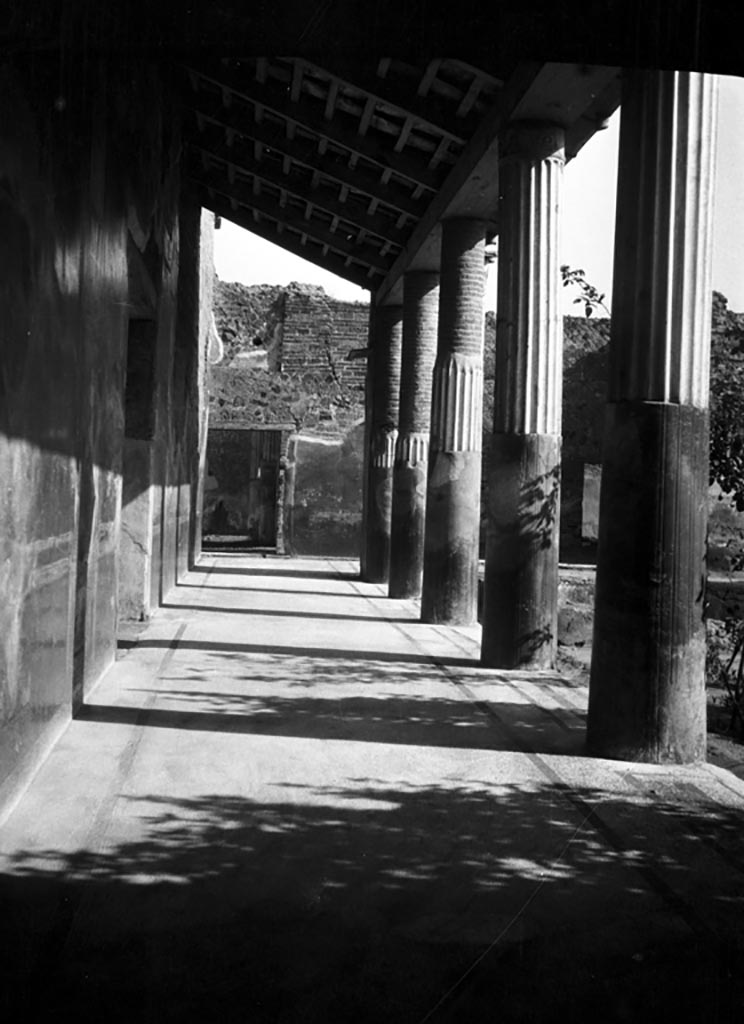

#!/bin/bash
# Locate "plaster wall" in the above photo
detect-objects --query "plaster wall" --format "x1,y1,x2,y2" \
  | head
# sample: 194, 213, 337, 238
119, 439, 155, 620
0, 60, 129, 810
0, 57, 209, 817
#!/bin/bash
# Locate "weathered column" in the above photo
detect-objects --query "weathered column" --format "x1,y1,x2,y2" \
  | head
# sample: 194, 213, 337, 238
587, 71, 719, 763
389, 271, 439, 598
421, 218, 485, 624
360, 303, 402, 583
482, 123, 565, 669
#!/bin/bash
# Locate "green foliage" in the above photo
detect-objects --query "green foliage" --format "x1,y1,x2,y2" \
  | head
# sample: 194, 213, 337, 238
707, 618, 744, 738
560, 265, 610, 318
709, 291, 744, 513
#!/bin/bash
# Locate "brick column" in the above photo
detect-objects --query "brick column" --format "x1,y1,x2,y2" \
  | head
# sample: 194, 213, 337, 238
389, 271, 439, 599
360, 303, 402, 583
481, 122, 565, 669
587, 71, 719, 763
421, 218, 485, 624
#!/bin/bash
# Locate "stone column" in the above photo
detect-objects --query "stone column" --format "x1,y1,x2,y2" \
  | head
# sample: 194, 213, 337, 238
587, 71, 719, 763
360, 302, 402, 583
421, 218, 485, 624
481, 122, 565, 669
389, 271, 439, 598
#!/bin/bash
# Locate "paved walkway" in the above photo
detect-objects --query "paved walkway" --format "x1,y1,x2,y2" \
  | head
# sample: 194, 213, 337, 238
2, 554, 744, 1022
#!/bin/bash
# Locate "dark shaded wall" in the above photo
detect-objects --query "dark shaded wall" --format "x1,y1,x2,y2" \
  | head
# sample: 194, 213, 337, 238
0, 56, 210, 817
0, 58, 128, 809
204, 428, 283, 545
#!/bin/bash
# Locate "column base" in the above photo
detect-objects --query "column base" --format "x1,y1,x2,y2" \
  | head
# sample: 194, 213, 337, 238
389, 461, 427, 599
587, 401, 708, 764
420, 451, 481, 625
481, 433, 561, 669
360, 465, 393, 583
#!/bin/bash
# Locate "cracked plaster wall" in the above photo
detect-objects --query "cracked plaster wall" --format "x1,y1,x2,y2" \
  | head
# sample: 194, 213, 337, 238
0, 57, 209, 817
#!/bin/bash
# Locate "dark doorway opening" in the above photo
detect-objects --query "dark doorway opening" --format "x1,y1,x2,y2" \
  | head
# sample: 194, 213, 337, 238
202, 427, 284, 551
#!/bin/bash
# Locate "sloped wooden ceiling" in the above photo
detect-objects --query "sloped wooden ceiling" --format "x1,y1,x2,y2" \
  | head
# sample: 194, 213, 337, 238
180, 55, 620, 299
4, 3, 728, 298
182, 56, 508, 291
12, 3, 720, 302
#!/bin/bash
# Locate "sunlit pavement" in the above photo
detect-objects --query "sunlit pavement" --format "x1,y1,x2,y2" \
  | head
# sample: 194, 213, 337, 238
2, 553, 744, 1022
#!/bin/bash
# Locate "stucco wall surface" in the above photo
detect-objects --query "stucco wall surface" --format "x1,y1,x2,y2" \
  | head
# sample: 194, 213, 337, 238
0, 57, 210, 817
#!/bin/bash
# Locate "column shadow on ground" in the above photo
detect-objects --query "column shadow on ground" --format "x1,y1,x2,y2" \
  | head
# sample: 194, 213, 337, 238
116, 638, 480, 667
162, 602, 420, 623
176, 582, 373, 599
202, 565, 360, 581
3, 775, 743, 1022
79, 692, 586, 755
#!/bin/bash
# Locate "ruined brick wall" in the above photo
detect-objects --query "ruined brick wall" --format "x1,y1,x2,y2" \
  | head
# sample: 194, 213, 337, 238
208, 282, 369, 555
211, 281, 367, 435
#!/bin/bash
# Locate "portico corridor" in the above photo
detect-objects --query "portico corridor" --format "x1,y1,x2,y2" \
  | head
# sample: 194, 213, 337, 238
2, 554, 743, 1021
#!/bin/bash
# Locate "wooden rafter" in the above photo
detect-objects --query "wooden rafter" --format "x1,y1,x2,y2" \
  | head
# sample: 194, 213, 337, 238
185, 64, 443, 192
444, 59, 504, 92
417, 60, 442, 98
188, 111, 426, 220
188, 171, 395, 274
186, 144, 406, 247
456, 74, 485, 118
195, 187, 375, 290
295, 58, 473, 141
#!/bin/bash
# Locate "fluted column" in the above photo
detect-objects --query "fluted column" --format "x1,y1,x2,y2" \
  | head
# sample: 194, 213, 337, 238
482, 122, 565, 669
360, 303, 402, 583
421, 218, 485, 624
587, 71, 719, 763
389, 272, 439, 599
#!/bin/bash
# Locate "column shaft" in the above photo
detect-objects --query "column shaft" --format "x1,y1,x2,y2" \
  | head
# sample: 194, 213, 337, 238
389, 272, 439, 599
421, 219, 485, 625
587, 71, 718, 763
360, 303, 402, 583
482, 122, 565, 669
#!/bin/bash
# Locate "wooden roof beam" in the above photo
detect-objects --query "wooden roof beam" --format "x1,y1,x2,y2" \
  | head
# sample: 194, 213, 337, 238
417, 59, 442, 98
456, 74, 485, 118
187, 172, 395, 274
194, 188, 374, 290
376, 62, 620, 307
297, 58, 474, 142
186, 145, 406, 247
185, 64, 442, 192
187, 113, 426, 220
445, 60, 504, 92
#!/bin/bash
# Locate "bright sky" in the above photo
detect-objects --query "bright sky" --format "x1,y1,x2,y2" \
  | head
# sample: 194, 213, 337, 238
214, 74, 744, 315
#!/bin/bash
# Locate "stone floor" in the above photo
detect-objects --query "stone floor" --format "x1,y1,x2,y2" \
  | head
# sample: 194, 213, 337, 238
2, 554, 744, 1022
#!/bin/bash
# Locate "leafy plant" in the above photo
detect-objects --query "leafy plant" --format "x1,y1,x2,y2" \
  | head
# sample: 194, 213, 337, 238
560, 265, 610, 318
707, 617, 744, 737
565, 272, 744, 737
709, 291, 744, 513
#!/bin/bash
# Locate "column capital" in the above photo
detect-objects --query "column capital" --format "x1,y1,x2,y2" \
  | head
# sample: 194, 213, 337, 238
395, 430, 430, 468
609, 71, 718, 408
494, 125, 563, 435
431, 352, 483, 453
371, 426, 398, 469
